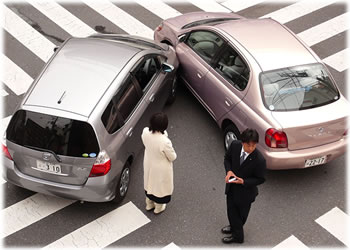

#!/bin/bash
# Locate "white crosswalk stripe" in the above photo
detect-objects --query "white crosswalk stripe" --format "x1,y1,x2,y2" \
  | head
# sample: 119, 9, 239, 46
163, 242, 181, 249
189, 0, 231, 12
315, 207, 350, 247
261, 0, 337, 24
1, 4, 55, 62
297, 12, 349, 47
27, 0, 96, 37
43, 201, 150, 248
136, 0, 182, 20
323, 48, 349, 72
1, 193, 75, 238
272, 235, 309, 249
1, 89, 8, 97
2, 54, 33, 96
82, 0, 154, 39
221, 0, 265, 12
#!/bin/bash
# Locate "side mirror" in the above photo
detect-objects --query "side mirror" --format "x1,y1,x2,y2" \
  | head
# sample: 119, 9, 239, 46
53, 47, 58, 52
178, 34, 187, 43
161, 63, 174, 73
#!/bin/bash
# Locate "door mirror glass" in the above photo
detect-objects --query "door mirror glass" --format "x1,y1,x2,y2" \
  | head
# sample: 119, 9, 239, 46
161, 63, 174, 73
178, 34, 187, 43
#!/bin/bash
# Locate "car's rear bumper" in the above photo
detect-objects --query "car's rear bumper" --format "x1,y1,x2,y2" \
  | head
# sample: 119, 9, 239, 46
262, 137, 347, 170
3, 158, 117, 202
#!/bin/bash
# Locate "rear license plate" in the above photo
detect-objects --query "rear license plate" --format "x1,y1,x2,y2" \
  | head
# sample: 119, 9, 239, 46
305, 156, 327, 168
36, 160, 62, 174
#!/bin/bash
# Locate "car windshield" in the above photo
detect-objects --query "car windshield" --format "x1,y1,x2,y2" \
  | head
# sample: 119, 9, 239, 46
6, 110, 100, 157
260, 63, 339, 111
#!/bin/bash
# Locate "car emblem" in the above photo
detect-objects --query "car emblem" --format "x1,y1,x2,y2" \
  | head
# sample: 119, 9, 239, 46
42, 152, 52, 161
318, 127, 324, 133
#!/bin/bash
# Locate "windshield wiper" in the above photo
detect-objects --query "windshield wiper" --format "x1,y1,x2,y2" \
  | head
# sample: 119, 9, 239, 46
24, 145, 62, 162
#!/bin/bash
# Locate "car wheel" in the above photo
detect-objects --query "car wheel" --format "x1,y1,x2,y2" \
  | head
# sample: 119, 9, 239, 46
166, 74, 177, 105
112, 162, 130, 204
223, 124, 240, 151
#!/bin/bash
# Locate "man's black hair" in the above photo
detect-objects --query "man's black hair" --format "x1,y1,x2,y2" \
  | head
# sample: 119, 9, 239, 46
241, 128, 259, 143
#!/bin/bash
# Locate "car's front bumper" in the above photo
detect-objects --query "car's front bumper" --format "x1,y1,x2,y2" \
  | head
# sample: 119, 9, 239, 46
3, 158, 117, 202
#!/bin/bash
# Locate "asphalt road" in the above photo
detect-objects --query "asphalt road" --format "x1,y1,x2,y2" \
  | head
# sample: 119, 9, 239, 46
2, 1, 348, 248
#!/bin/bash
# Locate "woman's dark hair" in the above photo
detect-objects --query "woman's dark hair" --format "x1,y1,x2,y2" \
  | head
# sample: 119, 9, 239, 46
149, 112, 168, 134
241, 128, 259, 143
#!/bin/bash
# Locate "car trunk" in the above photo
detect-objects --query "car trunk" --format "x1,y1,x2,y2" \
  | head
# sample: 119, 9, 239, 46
271, 99, 347, 150
6, 109, 100, 185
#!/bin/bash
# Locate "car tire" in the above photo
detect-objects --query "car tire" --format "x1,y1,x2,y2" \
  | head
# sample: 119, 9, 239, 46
223, 124, 240, 151
112, 162, 130, 204
166, 73, 178, 105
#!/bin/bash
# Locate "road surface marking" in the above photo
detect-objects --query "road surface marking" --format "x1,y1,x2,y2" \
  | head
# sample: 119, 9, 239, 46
136, 0, 182, 20
323, 48, 349, 72
272, 235, 309, 249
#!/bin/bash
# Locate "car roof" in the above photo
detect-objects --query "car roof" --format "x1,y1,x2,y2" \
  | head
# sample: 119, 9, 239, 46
24, 37, 141, 117
216, 18, 317, 71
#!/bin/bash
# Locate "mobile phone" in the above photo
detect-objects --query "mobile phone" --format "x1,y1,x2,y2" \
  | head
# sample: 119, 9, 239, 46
229, 177, 237, 182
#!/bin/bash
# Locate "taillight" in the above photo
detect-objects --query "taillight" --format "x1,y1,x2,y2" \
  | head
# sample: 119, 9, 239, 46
343, 129, 348, 136
265, 128, 288, 148
89, 151, 111, 177
2, 144, 13, 160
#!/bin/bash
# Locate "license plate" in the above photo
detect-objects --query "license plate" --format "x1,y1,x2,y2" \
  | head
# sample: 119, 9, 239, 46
305, 156, 327, 168
36, 160, 62, 174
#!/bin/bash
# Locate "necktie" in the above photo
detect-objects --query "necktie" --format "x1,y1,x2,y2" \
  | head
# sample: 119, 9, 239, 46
240, 152, 246, 165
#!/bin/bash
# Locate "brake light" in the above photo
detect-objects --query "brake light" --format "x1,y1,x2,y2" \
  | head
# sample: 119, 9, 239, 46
2, 144, 13, 160
89, 150, 111, 177
343, 129, 348, 136
265, 128, 288, 148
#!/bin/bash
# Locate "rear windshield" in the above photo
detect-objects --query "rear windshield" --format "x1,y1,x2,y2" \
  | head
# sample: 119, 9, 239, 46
260, 63, 339, 111
6, 110, 100, 158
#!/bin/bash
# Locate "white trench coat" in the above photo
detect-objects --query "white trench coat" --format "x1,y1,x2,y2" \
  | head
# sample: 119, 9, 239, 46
141, 127, 177, 198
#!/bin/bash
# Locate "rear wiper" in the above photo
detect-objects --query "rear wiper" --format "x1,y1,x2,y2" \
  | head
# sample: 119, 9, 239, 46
24, 145, 62, 162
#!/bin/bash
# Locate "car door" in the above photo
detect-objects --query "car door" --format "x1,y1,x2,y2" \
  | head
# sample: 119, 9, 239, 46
176, 30, 225, 112
204, 43, 251, 120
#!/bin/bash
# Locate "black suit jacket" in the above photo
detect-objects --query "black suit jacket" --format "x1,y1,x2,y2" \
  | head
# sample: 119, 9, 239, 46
224, 140, 266, 204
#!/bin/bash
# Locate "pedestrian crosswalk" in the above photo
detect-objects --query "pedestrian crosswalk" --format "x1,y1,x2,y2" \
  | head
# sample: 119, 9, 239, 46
1, 0, 348, 248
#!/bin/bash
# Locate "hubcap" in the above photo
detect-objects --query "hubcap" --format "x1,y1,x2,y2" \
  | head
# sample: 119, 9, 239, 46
225, 131, 237, 150
119, 167, 130, 197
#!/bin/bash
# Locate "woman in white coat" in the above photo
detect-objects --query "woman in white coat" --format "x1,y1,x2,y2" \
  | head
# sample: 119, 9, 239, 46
141, 112, 177, 214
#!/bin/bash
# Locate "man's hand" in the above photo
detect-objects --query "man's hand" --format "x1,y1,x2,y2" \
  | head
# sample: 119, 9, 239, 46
225, 171, 244, 184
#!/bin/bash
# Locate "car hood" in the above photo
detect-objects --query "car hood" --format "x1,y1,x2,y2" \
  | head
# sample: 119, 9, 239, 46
271, 96, 349, 150
165, 12, 244, 33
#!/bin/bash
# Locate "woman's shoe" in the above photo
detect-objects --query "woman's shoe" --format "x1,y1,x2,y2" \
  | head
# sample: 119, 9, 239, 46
154, 203, 166, 214
145, 197, 155, 211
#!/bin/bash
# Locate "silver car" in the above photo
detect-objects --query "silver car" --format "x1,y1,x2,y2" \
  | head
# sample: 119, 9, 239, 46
154, 12, 348, 170
2, 34, 178, 202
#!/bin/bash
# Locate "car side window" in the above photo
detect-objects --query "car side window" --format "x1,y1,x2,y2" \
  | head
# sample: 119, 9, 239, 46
214, 46, 250, 90
101, 75, 142, 134
132, 56, 161, 91
185, 30, 224, 64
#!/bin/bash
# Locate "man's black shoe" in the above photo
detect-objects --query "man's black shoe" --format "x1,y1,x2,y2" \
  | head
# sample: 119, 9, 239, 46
222, 236, 244, 244
221, 225, 232, 234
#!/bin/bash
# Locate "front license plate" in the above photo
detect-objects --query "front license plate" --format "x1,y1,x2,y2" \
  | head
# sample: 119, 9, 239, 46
305, 156, 327, 168
36, 160, 62, 174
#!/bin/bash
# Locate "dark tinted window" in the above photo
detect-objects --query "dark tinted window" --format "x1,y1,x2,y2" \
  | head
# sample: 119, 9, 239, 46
186, 31, 224, 63
7, 110, 100, 157
102, 76, 142, 133
214, 46, 250, 90
133, 56, 161, 91
260, 63, 339, 111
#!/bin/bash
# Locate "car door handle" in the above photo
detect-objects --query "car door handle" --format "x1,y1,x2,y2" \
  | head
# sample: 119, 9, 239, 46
225, 100, 231, 107
126, 127, 133, 137
149, 93, 155, 102
197, 72, 202, 79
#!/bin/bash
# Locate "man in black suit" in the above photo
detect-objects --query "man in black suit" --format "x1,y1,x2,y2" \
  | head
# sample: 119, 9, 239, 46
222, 128, 266, 244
